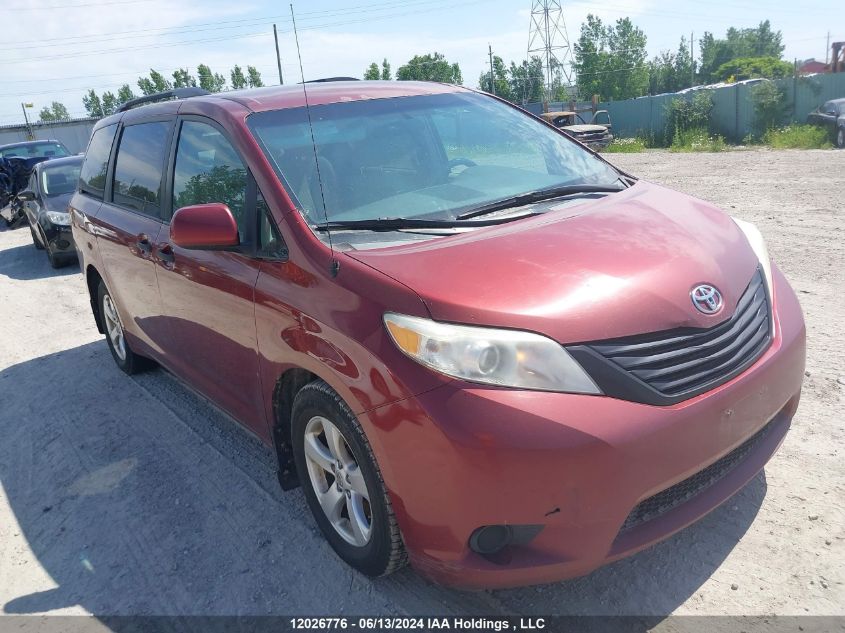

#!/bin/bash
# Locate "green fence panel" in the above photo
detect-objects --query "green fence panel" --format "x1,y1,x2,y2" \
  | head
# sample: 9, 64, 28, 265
588, 73, 845, 143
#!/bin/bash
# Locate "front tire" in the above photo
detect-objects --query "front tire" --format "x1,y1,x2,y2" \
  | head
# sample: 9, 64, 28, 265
30, 225, 44, 250
97, 282, 155, 374
291, 380, 406, 577
47, 246, 65, 269
837, 127, 844, 149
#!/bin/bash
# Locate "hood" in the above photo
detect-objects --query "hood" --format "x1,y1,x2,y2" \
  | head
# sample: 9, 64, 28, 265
565, 124, 609, 134
345, 181, 759, 344
43, 193, 73, 214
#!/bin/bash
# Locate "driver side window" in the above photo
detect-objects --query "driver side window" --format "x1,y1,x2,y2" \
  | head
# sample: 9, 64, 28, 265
173, 121, 248, 239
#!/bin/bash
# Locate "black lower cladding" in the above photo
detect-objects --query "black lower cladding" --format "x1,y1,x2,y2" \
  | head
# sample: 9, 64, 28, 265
619, 417, 776, 533
567, 268, 771, 406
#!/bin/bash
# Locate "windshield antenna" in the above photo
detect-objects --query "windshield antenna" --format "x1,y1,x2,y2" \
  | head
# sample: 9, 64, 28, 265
291, 3, 338, 277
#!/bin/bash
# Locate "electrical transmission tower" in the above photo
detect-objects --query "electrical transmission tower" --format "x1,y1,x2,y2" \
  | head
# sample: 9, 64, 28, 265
527, 0, 575, 103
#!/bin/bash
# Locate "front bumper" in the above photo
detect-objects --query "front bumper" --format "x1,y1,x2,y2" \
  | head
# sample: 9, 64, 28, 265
363, 265, 805, 589
42, 223, 76, 259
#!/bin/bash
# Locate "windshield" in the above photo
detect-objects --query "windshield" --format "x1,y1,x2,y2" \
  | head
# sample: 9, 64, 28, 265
0, 142, 69, 159
41, 161, 82, 196
248, 92, 620, 225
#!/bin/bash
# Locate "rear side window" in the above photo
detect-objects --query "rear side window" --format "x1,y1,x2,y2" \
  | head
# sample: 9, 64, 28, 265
79, 124, 117, 198
172, 121, 248, 235
112, 121, 171, 216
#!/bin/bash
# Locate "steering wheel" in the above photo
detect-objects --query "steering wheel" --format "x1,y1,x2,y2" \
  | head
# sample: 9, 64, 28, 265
448, 157, 477, 171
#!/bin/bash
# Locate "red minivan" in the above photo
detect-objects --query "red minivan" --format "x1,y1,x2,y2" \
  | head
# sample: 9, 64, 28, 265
70, 81, 805, 589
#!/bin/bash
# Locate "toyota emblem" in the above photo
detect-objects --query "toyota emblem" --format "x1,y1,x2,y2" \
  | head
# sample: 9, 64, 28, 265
691, 284, 723, 315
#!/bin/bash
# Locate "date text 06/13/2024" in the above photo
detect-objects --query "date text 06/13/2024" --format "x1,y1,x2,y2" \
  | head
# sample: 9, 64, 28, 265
289, 617, 547, 630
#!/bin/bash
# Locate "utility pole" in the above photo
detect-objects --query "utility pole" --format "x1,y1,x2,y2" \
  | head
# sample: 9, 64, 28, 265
690, 31, 695, 88
20, 102, 34, 140
488, 44, 496, 95
826, 31, 831, 66
273, 24, 284, 85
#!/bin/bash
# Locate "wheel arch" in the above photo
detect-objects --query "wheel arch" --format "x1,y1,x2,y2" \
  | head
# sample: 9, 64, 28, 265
86, 265, 105, 334
272, 367, 318, 490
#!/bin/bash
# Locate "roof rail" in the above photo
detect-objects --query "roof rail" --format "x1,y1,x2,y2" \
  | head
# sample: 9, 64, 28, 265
304, 77, 360, 83
117, 87, 211, 113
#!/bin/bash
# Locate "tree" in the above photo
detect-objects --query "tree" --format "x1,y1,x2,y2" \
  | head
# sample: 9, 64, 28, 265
197, 64, 227, 92
714, 56, 793, 82
117, 84, 136, 104
137, 69, 172, 95
573, 15, 648, 101
397, 52, 462, 84
230, 65, 247, 89
82, 90, 104, 117
364, 62, 380, 80
381, 58, 392, 80
101, 92, 119, 115
648, 36, 695, 94
699, 21, 785, 82
507, 56, 544, 104
477, 55, 513, 100
246, 66, 263, 87
751, 80, 789, 132
172, 68, 197, 88
38, 101, 70, 122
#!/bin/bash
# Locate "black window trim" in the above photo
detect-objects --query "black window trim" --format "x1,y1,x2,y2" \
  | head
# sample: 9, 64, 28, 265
165, 114, 287, 261
78, 122, 120, 200
107, 115, 177, 220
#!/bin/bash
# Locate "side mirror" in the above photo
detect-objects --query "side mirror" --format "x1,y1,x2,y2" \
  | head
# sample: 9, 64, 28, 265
170, 203, 240, 250
18, 190, 35, 201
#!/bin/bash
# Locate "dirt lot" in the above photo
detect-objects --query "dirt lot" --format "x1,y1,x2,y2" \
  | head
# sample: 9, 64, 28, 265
0, 149, 842, 619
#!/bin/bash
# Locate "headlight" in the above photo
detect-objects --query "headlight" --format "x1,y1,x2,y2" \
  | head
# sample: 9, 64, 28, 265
383, 312, 601, 394
732, 217, 773, 299
46, 211, 70, 225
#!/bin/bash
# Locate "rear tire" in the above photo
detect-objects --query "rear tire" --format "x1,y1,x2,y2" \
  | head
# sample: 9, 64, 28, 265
97, 281, 155, 375
291, 380, 406, 577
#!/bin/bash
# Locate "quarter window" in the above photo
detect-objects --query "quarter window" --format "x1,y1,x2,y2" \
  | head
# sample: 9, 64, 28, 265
112, 121, 171, 216
79, 123, 117, 198
173, 121, 248, 237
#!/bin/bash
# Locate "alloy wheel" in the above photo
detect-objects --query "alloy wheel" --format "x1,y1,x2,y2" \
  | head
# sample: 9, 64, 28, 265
102, 294, 126, 362
303, 415, 372, 547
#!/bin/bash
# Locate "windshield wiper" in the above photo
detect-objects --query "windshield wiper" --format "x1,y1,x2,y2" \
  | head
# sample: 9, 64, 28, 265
313, 214, 537, 232
455, 183, 625, 220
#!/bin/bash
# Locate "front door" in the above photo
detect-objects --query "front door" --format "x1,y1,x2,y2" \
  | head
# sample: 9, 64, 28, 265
153, 118, 265, 433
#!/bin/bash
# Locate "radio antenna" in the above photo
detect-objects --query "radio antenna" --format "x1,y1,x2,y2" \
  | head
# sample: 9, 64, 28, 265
290, 3, 338, 277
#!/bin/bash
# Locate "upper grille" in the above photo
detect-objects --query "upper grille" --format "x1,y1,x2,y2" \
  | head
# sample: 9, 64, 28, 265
567, 269, 771, 405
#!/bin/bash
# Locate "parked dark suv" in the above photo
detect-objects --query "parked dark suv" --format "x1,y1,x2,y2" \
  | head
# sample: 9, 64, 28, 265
70, 84, 805, 589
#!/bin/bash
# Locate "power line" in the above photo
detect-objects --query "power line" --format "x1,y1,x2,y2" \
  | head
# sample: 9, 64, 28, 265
25, 0, 450, 48
7, 0, 486, 65
6, 0, 152, 10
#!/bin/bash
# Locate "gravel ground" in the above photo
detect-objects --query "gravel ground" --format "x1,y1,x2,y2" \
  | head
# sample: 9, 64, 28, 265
0, 149, 842, 618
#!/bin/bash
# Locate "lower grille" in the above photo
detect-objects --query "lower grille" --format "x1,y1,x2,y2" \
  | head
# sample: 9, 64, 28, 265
619, 419, 775, 532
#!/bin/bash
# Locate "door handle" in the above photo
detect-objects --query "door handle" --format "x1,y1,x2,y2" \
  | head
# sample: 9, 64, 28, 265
157, 243, 175, 265
136, 236, 152, 255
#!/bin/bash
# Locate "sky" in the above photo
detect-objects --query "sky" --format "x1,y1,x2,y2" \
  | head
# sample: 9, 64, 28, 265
1, 0, 840, 126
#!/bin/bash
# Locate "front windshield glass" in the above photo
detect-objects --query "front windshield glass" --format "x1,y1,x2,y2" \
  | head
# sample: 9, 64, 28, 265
248, 92, 620, 225
41, 161, 82, 196
0, 142, 70, 159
